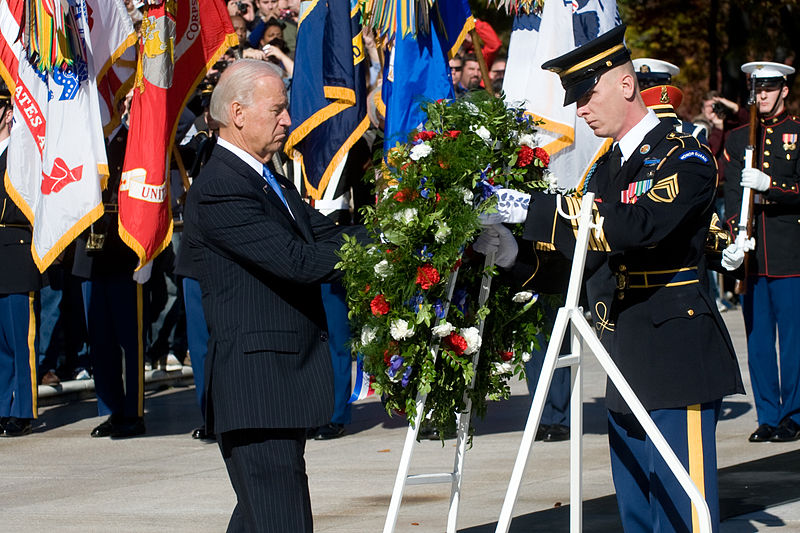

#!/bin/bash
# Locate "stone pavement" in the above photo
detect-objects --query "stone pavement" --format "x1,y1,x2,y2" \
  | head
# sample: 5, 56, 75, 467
2, 310, 800, 532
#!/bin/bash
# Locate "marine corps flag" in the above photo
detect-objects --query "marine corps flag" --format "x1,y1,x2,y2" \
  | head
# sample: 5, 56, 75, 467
285, 0, 368, 200
119, 0, 236, 267
0, 0, 134, 271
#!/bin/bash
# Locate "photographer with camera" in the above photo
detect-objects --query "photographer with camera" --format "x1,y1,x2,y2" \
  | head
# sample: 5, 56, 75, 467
227, 0, 257, 30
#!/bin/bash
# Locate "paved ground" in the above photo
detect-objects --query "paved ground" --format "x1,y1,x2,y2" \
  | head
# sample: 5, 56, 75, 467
2, 310, 800, 532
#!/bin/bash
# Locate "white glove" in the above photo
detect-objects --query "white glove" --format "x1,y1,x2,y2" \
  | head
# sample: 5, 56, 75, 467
721, 242, 744, 271
472, 225, 518, 268
132, 261, 153, 284
740, 168, 771, 192
479, 188, 531, 225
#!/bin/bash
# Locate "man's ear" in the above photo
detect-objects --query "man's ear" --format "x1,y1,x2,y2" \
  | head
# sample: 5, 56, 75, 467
230, 101, 245, 128
620, 72, 636, 100
781, 85, 790, 101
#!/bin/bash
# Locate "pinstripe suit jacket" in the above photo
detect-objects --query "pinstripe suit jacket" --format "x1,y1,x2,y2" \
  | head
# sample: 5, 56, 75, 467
183, 144, 368, 434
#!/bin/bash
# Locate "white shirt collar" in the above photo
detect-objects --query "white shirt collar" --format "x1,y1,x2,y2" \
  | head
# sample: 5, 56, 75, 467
617, 109, 660, 163
0, 136, 8, 156
216, 137, 265, 177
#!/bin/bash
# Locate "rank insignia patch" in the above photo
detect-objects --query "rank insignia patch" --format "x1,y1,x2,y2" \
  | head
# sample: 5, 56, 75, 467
646, 174, 679, 203
783, 133, 797, 151
678, 150, 709, 163
620, 178, 653, 204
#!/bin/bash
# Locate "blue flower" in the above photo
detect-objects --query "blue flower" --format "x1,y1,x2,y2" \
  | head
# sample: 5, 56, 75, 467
406, 292, 425, 313
415, 245, 434, 261
401, 366, 413, 388
477, 178, 500, 201
388, 355, 404, 378
453, 289, 469, 314
433, 299, 445, 319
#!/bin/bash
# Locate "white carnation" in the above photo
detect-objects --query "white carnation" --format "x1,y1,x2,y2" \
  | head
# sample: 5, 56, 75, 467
512, 291, 534, 303
518, 133, 537, 148
457, 187, 473, 204
390, 319, 415, 340
393, 208, 418, 225
431, 321, 455, 337
461, 327, 482, 355
434, 222, 451, 243
471, 125, 492, 145
521, 351, 532, 362
360, 325, 377, 346
409, 142, 432, 160
493, 361, 514, 375
462, 101, 479, 114
374, 259, 391, 278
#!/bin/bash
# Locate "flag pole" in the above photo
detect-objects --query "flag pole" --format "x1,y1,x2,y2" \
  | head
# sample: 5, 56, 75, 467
468, 29, 493, 95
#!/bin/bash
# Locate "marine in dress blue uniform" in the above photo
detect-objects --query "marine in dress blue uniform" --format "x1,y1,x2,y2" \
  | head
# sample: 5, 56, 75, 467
723, 61, 800, 443
486, 26, 744, 532
72, 124, 146, 439
0, 89, 43, 437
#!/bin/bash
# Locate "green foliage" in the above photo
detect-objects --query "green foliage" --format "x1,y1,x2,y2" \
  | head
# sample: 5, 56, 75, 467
337, 92, 552, 441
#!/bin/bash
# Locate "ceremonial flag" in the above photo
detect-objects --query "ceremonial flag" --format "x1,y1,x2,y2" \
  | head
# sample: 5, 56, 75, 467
381, 0, 473, 151
503, 0, 620, 189
0, 0, 132, 271
284, 0, 368, 200
348, 355, 376, 403
119, 0, 236, 268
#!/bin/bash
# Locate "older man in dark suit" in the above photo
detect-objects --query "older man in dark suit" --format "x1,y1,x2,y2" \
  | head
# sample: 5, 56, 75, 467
183, 59, 368, 532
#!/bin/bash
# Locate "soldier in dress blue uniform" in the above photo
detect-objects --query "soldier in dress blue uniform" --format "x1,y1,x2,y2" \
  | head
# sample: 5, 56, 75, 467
723, 61, 800, 443
0, 87, 43, 437
73, 111, 146, 439
481, 25, 744, 532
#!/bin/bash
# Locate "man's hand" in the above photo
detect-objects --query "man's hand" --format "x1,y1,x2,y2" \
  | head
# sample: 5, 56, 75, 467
740, 168, 770, 192
472, 225, 518, 268
479, 188, 531, 225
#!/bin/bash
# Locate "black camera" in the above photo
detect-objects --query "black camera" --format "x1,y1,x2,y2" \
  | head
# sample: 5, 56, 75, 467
712, 102, 731, 119
236, 1, 249, 14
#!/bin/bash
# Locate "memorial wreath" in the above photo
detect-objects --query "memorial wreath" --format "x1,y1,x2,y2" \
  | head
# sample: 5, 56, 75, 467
337, 92, 555, 438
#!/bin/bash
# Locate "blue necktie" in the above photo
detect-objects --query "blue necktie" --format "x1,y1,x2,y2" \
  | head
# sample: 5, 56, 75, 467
262, 164, 291, 213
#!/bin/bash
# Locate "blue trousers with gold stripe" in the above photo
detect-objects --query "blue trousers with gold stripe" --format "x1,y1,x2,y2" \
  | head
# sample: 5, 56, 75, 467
0, 292, 38, 419
742, 276, 800, 427
182, 277, 209, 417
608, 401, 721, 533
82, 277, 144, 418
321, 282, 352, 426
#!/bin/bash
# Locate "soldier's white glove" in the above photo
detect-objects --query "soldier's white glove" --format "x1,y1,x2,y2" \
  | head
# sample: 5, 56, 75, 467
740, 168, 770, 192
132, 261, 153, 284
479, 188, 531, 225
721, 242, 744, 271
472, 225, 519, 268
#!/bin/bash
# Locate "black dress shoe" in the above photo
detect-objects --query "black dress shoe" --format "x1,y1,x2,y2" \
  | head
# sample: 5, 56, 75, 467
748, 424, 775, 442
192, 426, 216, 441
535, 424, 551, 441
314, 423, 345, 440
771, 418, 800, 442
2, 417, 32, 437
543, 424, 570, 442
91, 415, 122, 438
0, 417, 8, 434
109, 417, 146, 439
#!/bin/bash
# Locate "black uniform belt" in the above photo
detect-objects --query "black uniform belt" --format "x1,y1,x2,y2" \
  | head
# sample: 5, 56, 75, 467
615, 267, 699, 290
103, 203, 118, 213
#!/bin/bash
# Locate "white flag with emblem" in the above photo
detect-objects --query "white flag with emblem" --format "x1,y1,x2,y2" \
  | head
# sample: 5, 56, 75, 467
503, 0, 620, 190
0, 0, 134, 271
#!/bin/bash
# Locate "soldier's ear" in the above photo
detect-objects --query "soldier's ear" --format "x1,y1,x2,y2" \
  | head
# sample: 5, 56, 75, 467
620, 71, 636, 100
781, 85, 790, 101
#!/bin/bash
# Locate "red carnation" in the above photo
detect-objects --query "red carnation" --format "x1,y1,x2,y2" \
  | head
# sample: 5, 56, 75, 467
451, 258, 462, 271
499, 351, 513, 361
445, 332, 467, 356
447, 130, 461, 139
413, 130, 436, 142
534, 147, 550, 167
517, 145, 535, 168
370, 294, 390, 315
435, 192, 441, 203
394, 190, 408, 202
415, 264, 440, 290
363, 284, 371, 293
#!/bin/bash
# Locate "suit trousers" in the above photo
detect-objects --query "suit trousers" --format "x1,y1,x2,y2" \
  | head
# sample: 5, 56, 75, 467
608, 401, 721, 533
742, 276, 800, 427
0, 292, 38, 418
219, 427, 312, 533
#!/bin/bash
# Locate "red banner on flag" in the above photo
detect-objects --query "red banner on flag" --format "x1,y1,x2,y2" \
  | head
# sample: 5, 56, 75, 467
119, 0, 236, 267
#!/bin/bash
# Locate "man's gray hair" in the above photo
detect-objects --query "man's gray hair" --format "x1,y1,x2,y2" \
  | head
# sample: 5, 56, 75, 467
209, 59, 283, 126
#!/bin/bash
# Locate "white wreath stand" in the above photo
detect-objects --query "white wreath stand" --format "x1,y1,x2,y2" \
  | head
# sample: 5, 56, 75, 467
383, 250, 496, 533
494, 193, 712, 532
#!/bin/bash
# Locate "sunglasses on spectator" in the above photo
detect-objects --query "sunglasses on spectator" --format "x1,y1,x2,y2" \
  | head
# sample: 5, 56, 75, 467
450, 66, 462, 72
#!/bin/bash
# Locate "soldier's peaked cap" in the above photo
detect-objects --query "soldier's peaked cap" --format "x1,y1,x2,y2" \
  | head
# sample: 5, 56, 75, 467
741, 61, 795, 89
542, 24, 631, 106
632, 58, 679, 85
